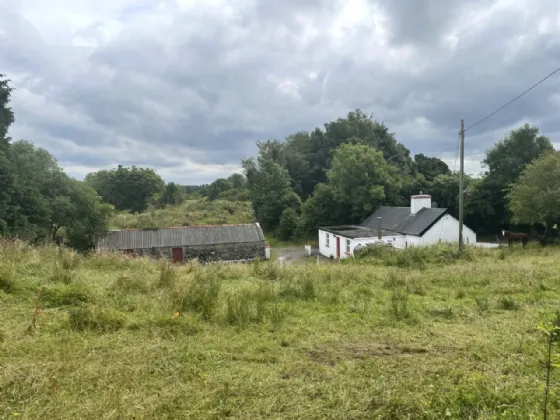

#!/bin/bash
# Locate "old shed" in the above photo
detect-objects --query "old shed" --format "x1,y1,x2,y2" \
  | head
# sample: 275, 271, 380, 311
96, 223, 266, 263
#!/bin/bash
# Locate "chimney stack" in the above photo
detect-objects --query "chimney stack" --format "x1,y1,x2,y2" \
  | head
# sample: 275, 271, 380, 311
411, 191, 432, 214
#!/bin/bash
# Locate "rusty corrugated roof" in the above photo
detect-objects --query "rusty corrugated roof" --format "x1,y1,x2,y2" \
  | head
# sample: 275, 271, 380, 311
97, 223, 265, 250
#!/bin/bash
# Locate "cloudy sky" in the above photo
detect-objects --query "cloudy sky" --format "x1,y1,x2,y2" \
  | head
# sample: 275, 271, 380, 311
1, 0, 560, 184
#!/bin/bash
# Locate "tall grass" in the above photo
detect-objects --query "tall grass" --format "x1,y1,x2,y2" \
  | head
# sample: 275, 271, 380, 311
1, 239, 559, 419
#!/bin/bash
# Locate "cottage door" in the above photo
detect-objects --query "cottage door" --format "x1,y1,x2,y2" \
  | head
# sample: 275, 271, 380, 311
172, 247, 183, 263
336, 237, 341, 259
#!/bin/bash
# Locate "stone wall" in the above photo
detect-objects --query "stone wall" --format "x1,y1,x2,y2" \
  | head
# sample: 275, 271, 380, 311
125, 240, 266, 263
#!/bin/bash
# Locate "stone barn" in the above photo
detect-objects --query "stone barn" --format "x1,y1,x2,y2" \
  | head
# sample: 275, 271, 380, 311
96, 223, 266, 263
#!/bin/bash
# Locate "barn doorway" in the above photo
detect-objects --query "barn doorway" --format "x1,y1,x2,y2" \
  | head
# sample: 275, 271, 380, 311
172, 247, 183, 263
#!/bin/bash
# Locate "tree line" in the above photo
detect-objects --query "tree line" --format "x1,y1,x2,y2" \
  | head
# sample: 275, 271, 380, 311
2, 71, 559, 249
242, 109, 558, 241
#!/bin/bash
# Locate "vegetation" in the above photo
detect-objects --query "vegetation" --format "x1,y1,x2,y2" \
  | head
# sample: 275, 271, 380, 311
243, 110, 554, 240
110, 199, 255, 230
508, 151, 560, 241
85, 165, 166, 213
1, 240, 560, 418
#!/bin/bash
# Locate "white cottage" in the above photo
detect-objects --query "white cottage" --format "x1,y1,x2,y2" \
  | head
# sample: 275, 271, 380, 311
318, 193, 477, 259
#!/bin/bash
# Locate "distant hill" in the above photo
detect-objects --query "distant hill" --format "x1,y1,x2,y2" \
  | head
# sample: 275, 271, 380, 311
110, 199, 255, 230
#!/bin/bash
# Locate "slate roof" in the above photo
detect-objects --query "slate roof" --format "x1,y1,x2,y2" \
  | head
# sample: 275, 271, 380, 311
360, 206, 448, 237
97, 223, 265, 250
319, 225, 403, 239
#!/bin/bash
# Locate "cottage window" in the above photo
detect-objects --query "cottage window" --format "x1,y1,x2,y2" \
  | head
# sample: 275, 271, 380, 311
326, 233, 330, 247
346, 239, 350, 253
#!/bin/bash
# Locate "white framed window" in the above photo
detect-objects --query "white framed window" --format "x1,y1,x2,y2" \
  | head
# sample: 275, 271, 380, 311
346, 239, 351, 253
326, 233, 330, 247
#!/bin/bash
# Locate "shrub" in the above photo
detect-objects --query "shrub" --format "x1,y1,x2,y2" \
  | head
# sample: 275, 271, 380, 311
278, 208, 299, 241
68, 306, 127, 332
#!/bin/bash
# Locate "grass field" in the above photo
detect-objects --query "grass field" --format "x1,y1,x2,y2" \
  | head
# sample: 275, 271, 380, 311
1, 241, 560, 419
110, 199, 255, 230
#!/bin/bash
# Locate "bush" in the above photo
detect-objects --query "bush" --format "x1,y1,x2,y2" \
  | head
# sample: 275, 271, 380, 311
278, 208, 299, 241
68, 306, 127, 332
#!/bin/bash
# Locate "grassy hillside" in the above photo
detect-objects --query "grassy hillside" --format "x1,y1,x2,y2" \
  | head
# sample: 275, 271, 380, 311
110, 199, 255, 230
1, 241, 560, 418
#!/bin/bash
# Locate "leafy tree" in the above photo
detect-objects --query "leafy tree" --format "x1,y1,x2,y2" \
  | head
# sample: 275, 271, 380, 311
207, 178, 232, 201
414, 153, 450, 182
468, 124, 553, 233
507, 151, 560, 238
158, 182, 185, 206
0, 74, 14, 152
278, 207, 299, 241
227, 173, 247, 189
298, 183, 349, 235
65, 180, 114, 251
326, 144, 403, 224
85, 165, 165, 212
243, 157, 301, 231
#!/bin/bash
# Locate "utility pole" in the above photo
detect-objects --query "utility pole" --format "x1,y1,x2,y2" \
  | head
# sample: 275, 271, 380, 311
458, 119, 465, 252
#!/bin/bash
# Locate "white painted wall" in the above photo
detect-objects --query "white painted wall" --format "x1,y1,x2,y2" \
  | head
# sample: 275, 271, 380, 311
318, 229, 338, 259
318, 215, 477, 258
419, 214, 477, 246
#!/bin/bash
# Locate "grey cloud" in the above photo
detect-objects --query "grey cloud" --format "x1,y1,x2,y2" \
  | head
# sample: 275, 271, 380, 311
2, 0, 560, 183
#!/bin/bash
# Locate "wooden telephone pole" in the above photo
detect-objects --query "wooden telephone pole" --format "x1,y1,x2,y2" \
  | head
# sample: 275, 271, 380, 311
458, 119, 465, 252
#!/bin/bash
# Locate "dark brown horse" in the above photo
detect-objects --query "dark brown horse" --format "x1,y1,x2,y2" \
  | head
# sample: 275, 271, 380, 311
501, 230, 529, 248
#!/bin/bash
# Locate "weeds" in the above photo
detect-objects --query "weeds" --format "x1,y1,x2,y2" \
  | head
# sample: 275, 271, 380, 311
0, 265, 15, 293
476, 297, 490, 313
499, 297, 519, 311
174, 271, 221, 320
389, 287, 411, 322
157, 261, 177, 288
68, 306, 127, 332
225, 282, 282, 328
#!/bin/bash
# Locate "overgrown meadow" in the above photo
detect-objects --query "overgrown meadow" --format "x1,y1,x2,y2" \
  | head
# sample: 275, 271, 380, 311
1, 240, 560, 419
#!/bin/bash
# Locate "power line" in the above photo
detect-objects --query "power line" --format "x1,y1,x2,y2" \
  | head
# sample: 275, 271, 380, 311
464, 66, 560, 132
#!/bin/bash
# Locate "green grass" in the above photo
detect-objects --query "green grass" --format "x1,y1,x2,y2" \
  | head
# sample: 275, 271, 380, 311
110, 199, 255, 230
1, 239, 560, 418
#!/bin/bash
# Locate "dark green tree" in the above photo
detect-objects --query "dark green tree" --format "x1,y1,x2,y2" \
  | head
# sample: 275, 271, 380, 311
0, 74, 14, 152
207, 178, 232, 201
85, 165, 165, 212
467, 124, 553, 233
414, 153, 450, 182
243, 156, 301, 232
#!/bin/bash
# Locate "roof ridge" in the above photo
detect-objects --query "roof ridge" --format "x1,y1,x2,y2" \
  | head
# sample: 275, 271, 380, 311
108, 223, 258, 232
